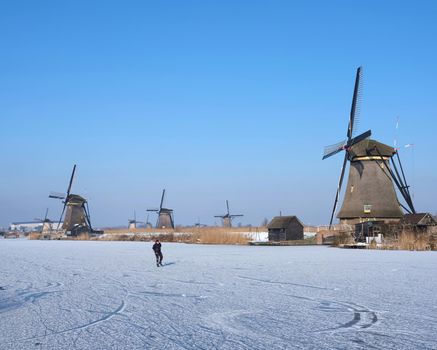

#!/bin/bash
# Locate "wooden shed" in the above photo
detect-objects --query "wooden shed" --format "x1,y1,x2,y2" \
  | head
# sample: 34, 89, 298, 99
400, 213, 437, 233
267, 216, 304, 241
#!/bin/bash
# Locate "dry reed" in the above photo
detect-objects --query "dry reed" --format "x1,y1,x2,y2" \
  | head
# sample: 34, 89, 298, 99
396, 231, 431, 251
28, 232, 42, 240
188, 229, 250, 245
99, 226, 256, 245
332, 231, 354, 246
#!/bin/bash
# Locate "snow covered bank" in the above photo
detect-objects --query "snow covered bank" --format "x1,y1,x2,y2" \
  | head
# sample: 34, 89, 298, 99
0, 241, 436, 349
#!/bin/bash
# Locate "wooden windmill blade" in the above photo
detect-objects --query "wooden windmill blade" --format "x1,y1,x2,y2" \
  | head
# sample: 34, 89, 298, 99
348, 66, 363, 139
66, 164, 77, 199
323, 140, 347, 160
159, 189, 166, 211
56, 164, 77, 230
328, 152, 349, 228
49, 191, 66, 199
322, 67, 372, 228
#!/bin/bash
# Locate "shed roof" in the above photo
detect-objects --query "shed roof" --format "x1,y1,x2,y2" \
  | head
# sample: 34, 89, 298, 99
400, 213, 437, 226
267, 216, 304, 229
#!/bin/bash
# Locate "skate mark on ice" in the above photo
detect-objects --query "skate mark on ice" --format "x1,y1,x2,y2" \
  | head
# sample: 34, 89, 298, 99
238, 276, 335, 291
281, 293, 379, 333
2, 299, 127, 346
23, 290, 62, 303
63, 299, 126, 332
130, 290, 207, 300
161, 262, 176, 267
313, 300, 378, 332
171, 278, 217, 286
0, 281, 64, 314
45, 281, 64, 289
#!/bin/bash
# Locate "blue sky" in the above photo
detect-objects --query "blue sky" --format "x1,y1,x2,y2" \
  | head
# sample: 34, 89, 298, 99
1, 1, 436, 228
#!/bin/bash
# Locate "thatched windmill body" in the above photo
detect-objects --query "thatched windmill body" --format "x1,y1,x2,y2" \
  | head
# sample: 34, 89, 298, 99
147, 189, 174, 229
49, 165, 94, 235
323, 67, 415, 226
214, 200, 243, 227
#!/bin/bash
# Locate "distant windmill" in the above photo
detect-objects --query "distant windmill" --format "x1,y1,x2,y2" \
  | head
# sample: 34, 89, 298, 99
323, 67, 415, 227
194, 217, 207, 227
49, 164, 95, 236
145, 213, 153, 229
214, 200, 243, 227
147, 189, 174, 229
34, 208, 53, 234
128, 210, 144, 229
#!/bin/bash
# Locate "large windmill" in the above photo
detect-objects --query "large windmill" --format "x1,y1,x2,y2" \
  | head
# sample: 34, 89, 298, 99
323, 67, 415, 227
49, 164, 94, 235
147, 189, 174, 229
214, 200, 243, 227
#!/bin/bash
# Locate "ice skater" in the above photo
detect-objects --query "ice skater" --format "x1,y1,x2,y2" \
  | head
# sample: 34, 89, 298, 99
152, 239, 163, 267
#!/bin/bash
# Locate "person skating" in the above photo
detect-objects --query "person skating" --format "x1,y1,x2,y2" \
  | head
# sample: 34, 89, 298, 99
152, 239, 163, 267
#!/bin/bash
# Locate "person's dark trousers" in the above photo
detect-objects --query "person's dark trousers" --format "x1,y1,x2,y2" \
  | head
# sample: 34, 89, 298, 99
155, 252, 163, 265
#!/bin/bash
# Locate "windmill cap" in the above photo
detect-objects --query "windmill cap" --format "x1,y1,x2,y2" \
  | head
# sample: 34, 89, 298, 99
348, 139, 396, 159
66, 194, 87, 204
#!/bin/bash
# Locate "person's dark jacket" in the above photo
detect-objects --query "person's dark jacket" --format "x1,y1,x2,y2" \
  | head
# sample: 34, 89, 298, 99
152, 242, 162, 254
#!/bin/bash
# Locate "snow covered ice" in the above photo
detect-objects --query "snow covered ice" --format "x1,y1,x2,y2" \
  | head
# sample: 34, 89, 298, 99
0, 240, 436, 349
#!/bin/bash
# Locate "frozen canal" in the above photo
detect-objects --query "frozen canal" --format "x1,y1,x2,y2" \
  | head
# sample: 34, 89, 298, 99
0, 240, 436, 350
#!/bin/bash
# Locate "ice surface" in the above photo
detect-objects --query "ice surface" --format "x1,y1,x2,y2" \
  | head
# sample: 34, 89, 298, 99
0, 240, 436, 349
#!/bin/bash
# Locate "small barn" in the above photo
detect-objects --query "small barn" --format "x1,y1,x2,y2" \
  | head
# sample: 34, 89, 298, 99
267, 216, 304, 241
400, 213, 437, 233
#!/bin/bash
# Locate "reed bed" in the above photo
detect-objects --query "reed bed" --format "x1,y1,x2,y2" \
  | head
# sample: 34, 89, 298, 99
97, 226, 261, 245
382, 230, 435, 251
28, 232, 42, 240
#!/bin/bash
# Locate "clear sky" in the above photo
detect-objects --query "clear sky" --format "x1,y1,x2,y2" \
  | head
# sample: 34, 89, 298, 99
1, 0, 436, 228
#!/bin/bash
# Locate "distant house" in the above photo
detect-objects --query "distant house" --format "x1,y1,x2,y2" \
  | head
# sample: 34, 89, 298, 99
267, 216, 304, 241
9, 221, 43, 233
400, 213, 437, 233
9, 221, 63, 233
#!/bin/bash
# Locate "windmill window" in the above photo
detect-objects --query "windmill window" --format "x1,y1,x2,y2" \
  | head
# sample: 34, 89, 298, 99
364, 205, 372, 214
350, 185, 354, 193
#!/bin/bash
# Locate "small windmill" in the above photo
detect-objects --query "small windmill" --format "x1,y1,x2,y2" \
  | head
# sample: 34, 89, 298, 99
145, 213, 153, 229
194, 217, 207, 227
147, 189, 174, 229
214, 200, 243, 227
49, 164, 94, 235
128, 210, 144, 229
323, 67, 415, 227
34, 208, 52, 235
